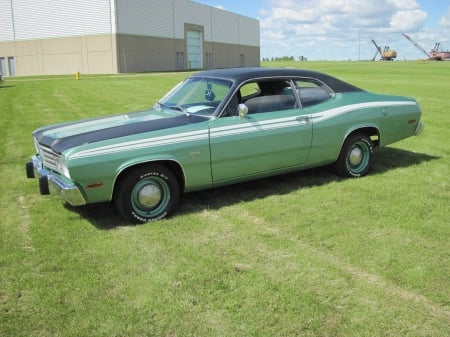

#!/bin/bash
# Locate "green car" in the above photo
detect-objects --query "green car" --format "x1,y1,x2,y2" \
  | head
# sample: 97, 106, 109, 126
26, 68, 423, 223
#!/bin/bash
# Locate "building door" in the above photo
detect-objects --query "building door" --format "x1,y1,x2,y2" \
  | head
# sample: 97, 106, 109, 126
240, 54, 245, 67
8, 57, 15, 76
176, 52, 185, 70
186, 30, 202, 69
0, 57, 6, 76
205, 52, 213, 69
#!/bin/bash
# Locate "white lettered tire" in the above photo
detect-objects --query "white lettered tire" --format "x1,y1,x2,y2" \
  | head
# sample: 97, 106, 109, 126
334, 134, 374, 177
114, 164, 180, 223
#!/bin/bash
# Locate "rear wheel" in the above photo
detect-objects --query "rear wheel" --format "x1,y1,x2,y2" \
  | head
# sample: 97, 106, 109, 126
334, 134, 373, 177
114, 164, 180, 223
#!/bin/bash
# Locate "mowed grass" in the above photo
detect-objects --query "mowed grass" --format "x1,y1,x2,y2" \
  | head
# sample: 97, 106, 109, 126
0, 62, 449, 337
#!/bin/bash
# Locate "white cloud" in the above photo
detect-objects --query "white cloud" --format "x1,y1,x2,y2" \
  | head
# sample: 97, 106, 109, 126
259, 0, 428, 59
390, 9, 427, 31
439, 7, 450, 28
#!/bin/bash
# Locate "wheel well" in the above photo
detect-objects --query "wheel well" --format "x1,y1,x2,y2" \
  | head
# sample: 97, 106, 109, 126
347, 127, 380, 147
113, 161, 185, 199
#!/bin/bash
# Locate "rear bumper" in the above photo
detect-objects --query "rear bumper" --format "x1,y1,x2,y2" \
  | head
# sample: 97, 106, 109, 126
414, 121, 424, 136
26, 155, 86, 206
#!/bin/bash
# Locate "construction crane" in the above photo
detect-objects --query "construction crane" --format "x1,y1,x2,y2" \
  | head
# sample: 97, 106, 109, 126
402, 33, 450, 60
371, 40, 397, 61
402, 33, 430, 59
430, 42, 450, 61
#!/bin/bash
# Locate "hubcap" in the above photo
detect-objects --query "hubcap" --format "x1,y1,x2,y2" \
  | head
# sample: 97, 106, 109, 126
349, 147, 363, 166
138, 184, 162, 209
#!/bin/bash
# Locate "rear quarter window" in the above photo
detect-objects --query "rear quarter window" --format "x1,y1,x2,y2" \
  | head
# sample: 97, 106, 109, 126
294, 79, 333, 107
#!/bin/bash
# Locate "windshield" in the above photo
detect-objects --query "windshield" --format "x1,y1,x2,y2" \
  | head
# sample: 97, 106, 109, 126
155, 77, 232, 116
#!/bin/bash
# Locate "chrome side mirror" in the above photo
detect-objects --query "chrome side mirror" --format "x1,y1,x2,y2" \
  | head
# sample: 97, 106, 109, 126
238, 103, 248, 119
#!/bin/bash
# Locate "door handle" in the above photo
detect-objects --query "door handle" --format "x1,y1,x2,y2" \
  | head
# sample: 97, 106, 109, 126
296, 116, 311, 124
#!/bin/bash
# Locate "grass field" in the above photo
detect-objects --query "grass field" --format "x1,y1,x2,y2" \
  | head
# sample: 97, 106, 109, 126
1, 61, 449, 336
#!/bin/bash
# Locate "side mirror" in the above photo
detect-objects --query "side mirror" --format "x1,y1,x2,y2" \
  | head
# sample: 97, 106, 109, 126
238, 103, 248, 119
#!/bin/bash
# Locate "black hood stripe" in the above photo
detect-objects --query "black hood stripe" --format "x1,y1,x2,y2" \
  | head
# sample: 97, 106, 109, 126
35, 114, 207, 153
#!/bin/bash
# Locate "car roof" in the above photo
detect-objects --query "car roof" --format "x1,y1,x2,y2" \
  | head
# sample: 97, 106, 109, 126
192, 67, 363, 93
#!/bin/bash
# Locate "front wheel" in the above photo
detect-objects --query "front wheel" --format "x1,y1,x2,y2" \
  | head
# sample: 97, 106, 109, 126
334, 134, 373, 177
114, 165, 181, 223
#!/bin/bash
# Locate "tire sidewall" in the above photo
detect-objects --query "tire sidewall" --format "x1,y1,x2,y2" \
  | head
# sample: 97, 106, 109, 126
337, 134, 374, 177
115, 165, 180, 223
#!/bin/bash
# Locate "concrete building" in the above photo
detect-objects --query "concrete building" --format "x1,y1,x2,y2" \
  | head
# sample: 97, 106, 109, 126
0, 0, 260, 76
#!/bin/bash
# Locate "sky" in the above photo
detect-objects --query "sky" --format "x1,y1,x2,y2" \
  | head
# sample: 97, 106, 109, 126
197, 0, 450, 60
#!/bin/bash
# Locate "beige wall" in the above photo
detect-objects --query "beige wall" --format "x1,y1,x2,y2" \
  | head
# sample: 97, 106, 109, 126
117, 34, 260, 73
0, 34, 117, 76
116, 35, 184, 73
205, 42, 260, 69
0, 33, 259, 76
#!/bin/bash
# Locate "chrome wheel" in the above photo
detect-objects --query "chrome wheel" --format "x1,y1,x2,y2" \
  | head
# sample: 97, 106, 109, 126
137, 183, 163, 209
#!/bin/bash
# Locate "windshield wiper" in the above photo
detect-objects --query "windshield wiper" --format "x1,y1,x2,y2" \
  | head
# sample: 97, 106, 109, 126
169, 105, 190, 117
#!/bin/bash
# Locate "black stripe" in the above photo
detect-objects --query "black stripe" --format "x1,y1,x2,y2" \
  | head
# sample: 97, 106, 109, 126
35, 114, 207, 153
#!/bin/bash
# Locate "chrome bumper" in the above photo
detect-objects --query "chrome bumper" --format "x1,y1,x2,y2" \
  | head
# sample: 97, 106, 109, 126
414, 121, 424, 136
27, 155, 86, 206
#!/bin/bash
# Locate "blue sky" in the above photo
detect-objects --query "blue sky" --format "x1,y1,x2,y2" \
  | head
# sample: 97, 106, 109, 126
197, 0, 450, 60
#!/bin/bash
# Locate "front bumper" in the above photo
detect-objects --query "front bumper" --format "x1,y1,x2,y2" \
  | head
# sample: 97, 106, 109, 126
26, 155, 86, 206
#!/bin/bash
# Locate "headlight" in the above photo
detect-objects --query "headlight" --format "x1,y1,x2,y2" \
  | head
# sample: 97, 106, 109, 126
57, 156, 71, 179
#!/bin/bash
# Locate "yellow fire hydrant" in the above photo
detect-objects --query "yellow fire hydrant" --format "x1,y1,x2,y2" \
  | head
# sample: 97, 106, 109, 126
75, 71, 80, 80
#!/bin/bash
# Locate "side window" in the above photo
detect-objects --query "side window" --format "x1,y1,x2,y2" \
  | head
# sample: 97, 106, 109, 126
240, 82, 260, 99
220, 82, 259, 117
221, 91, 241, 117
241, 80, 298, 114
294, 79, 333, 108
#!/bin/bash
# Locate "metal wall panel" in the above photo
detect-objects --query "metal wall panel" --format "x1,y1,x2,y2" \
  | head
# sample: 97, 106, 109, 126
173, 0, 211, 40
116, 0, 173, 37
1, 0, 258, 44
210, 10, 260, 46
115, 0, 258, 47
210, 8, 239, 44
0, 0, 14, 41
238, 16, 260, 47
3, 0, 112, 41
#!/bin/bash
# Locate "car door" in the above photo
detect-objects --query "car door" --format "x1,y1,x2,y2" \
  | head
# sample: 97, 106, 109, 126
208, 78, 313, 183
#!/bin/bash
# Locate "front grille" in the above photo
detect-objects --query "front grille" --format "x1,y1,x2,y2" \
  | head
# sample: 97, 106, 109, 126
37, 144, 60, 172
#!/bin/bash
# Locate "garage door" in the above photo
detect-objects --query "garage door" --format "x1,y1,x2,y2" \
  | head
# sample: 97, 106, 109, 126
187, 30, 202, 69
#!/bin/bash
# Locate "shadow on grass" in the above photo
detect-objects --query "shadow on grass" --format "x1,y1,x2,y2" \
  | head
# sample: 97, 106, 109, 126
66, 147, 439, 229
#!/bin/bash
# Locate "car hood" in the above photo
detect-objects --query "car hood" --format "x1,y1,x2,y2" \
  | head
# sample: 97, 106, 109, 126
33, 108, 207, 154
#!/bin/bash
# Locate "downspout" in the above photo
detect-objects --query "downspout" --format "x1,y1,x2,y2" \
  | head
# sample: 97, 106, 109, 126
109, 0, 120, 73
10, 0, 16, 40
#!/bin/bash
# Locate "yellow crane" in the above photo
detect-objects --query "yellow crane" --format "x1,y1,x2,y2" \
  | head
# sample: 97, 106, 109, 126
371, 40, 397, 61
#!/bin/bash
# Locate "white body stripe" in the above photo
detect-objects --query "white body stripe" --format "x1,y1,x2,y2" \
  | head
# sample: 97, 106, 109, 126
70, 130, 208, 159
69, 101, 417, 159
211, 116, 300, 138
310, 101, 417, 122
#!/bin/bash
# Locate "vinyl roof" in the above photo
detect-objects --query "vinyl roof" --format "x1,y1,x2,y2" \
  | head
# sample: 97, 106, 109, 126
192, 67, 363, 93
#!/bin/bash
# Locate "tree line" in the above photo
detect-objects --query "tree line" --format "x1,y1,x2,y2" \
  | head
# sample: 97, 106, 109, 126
262, 56, 308, 61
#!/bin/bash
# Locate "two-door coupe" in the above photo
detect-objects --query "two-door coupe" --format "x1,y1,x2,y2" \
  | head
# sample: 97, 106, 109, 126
26, 67, 423, 223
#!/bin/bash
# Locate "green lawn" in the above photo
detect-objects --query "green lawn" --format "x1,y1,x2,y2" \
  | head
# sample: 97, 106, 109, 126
1, 62, 449, 337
